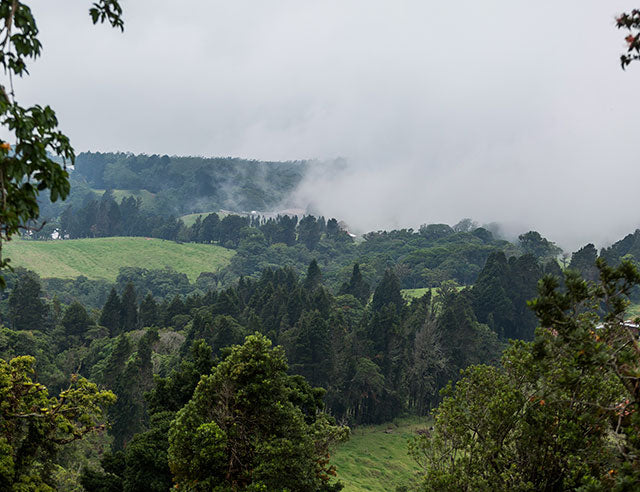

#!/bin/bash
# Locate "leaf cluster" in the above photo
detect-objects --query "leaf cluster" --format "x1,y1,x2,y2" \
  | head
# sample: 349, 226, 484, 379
617, 9, 640, 69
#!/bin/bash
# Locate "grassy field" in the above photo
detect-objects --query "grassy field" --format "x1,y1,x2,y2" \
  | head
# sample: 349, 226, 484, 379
4, 237, 235, 282
333, 417, 428, 491
401, 288, 432, 300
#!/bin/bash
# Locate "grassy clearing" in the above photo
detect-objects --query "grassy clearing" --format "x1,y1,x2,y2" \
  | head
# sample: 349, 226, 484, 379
333, 416, 428, 492
4, 237, 235, 282
401, 288, 432, 300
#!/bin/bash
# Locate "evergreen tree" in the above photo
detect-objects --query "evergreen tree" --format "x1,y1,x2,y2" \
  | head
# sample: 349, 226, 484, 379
189, 215, 202, 242
518, 230, 562, 260
297, 215, 322, 250
303, 259, 322, 291
371, 269, 404, 312
278, 214, 298, 246
339, 263, 371, 305
166, 294, 186, 322
326, 218, 340, 237
100, 287, 122, 336
507, 254, 543, 340
282, 309, 331, 388
8, 271, 48, 331
472, 252, 514, 338
61, 301, 94, 346
120, 282, 138, 332
146, 339, 214, 415
210, 315, 246, 355
103, 334, 131, 390
109, 330, 158, 450
139, 293, 158, 327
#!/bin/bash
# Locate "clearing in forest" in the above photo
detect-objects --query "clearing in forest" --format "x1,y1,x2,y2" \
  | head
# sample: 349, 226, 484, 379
333, 417, 427, 491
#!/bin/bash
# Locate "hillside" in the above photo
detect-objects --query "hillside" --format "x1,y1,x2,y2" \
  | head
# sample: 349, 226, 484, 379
4, 237, 235, 282
333, 417, 425, 491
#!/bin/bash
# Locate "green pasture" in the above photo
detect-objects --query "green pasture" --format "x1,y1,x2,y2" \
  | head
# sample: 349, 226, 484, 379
4, 237, 235, 282
333, 417, 428, 491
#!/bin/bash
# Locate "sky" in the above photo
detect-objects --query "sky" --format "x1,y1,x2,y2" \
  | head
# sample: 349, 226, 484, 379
12, 0, 640, 250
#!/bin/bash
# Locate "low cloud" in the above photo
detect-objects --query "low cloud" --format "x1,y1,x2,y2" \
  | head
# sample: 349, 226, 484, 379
13, 0, 640, 250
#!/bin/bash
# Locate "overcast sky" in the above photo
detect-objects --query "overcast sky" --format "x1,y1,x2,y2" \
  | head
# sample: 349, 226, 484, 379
14, 1, 640, 249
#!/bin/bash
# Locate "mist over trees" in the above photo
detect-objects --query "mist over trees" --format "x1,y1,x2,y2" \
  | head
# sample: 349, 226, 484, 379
1, 1, 639, 489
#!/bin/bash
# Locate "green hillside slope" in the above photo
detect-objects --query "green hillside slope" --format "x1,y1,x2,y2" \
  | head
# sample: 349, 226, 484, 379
4, 237, 235, 281
333, 417, 426, 491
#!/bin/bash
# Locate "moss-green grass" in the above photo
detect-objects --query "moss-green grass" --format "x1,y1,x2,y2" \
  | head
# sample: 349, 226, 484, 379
401, 288, 432, 300
333, 417, 428, 491
4, 237, 235, 282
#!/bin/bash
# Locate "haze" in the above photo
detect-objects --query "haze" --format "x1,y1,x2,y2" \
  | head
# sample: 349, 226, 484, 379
14, 0, 640, 250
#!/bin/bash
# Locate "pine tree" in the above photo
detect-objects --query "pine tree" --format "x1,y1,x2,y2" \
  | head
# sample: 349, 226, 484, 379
371, 269, 404, 312
303, 259, 322, 291
166, 294, 186, 322
297, 215, 322, 250
282, 309, 331, 388
121, 282, 139, 332
339, 263, 371, 304
326, 218, 340, 237
472, 252, 514, 338
139, 293, 158, 327
104, 333, 129, 378
100, 287, 122, 336
8, 271, 48, 331
211, 315, 245, 355
61, 301, 94, 340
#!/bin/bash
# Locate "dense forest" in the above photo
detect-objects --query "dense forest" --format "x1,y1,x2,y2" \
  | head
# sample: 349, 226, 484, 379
5, 149, 640, 489
5, 195, 640, 489
36, 152, 312, 223
2, 0, 640, 489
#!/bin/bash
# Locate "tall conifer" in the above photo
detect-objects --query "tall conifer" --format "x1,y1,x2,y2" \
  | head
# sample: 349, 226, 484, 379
100, 287, 122, 335
121, 282, 139, 332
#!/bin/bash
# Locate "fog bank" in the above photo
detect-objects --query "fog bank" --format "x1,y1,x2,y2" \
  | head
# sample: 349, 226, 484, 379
14, 1, 640, 250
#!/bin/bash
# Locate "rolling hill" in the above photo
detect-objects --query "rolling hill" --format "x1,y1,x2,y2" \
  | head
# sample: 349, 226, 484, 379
4, 237, 235, 282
